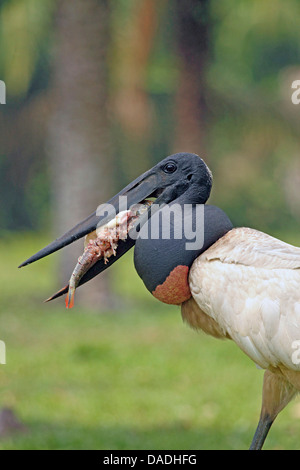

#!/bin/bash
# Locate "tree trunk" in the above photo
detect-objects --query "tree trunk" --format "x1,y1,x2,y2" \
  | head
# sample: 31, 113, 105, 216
48, 0, 114, 309
112, 0, 162, 182
173, 0, 210, 158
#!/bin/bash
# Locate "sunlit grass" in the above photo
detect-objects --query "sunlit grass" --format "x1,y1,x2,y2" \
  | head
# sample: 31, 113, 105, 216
0, 232, 299, 449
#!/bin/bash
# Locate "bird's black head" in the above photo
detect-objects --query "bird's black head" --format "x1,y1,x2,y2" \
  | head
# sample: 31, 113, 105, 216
19, 152, 231, 307
149, 152, 213, 206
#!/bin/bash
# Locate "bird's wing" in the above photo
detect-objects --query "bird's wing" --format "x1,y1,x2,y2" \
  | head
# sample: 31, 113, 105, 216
203, 227, 300, 270
190, 227, 300, 370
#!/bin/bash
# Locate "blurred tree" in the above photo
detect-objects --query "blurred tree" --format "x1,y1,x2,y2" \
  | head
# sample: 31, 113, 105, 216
0, 0, 53, 100
48, 0, 114, 308
0, 0, 300, 248
173, 0, 210, 157
207, 0, 300, 233
0, 0, 53, 233
111, 0, 166, 182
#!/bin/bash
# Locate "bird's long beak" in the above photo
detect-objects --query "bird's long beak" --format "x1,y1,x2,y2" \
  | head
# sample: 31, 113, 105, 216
19, 164, 169, 302
19, 168, 162, 269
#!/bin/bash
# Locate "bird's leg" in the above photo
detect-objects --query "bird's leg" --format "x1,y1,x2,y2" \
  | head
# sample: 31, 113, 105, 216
249, 413, 274, 450
249, 369, 296, 450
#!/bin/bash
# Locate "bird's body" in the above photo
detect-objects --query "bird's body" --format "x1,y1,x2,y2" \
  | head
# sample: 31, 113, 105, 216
181, 226, 300, 450
189, 227, 300, 373
20, 152, 300, 449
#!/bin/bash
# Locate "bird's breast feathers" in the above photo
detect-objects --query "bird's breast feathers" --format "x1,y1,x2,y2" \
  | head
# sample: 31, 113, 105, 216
189, 227, 300, 371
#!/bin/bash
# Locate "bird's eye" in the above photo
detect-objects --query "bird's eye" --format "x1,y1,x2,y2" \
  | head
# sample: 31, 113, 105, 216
163, 162, 177, 174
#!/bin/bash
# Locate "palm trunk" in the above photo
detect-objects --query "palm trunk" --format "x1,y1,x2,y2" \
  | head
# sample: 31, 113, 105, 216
173, 0, 210, 158
48, 0, 114, 309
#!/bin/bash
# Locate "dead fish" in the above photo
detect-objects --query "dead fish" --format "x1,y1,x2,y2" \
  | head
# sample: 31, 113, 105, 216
65, 201, 152, 309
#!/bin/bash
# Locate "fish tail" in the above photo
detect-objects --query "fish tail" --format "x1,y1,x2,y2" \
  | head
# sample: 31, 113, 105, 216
65, 287, 75, 309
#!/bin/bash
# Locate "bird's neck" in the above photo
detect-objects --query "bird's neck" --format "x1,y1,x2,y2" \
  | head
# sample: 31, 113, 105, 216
134, 204, 233, 305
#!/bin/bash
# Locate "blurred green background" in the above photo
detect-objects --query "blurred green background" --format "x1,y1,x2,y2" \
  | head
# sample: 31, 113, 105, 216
0, 0, 300, 450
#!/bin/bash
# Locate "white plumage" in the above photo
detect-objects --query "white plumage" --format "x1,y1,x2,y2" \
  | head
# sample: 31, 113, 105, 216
189, 227, 300, 373
182, 226, 300, 449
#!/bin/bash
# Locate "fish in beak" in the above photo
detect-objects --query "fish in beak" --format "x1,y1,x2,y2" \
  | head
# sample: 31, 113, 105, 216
18, 153, 213, 307
64, 202, 152, 308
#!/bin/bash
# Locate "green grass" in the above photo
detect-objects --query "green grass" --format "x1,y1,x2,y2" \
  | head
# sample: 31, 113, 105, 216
0, 232, 299, 450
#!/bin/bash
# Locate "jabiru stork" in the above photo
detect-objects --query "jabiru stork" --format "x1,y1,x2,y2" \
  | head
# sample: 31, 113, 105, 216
19, 152, 300, 450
